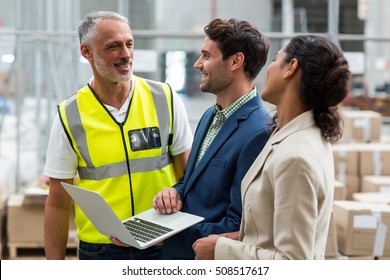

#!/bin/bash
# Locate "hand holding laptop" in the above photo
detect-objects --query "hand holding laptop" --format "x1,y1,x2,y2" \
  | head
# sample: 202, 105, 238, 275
61, 182, 203, 250
109, 236, 130, 247
110, 235, 164, 247
152, 187, 183, 214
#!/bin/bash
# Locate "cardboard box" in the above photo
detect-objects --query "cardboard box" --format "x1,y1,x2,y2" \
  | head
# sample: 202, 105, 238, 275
357, 143, 390, 176
7, 194, 76, 243
0, 200, 6, 259
334, 174, 360, 200
332, 144, 359, 176
333, 201, 390, 256
361, 175, 390, 193
337, 253, 375, 260
353, 192, 390, 205
340, 110, 382, 143
325, 211, 338, 258
377, 256, 390, 260
381, 134, 390, 144
334, 180, 347, 200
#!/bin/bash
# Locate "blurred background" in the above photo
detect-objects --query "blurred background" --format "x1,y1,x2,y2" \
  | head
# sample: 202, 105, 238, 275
0, 0, 389, 195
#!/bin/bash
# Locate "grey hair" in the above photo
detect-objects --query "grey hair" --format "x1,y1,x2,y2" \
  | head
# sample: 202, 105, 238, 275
78, 11, 130, 45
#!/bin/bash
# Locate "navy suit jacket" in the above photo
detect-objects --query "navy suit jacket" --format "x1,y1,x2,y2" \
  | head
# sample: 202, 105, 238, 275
162, 94, 272, 259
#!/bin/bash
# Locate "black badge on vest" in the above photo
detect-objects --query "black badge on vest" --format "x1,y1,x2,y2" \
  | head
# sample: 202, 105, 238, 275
128, 127, 162, 151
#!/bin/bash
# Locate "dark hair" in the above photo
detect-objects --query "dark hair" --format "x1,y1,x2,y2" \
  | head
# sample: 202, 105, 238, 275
284, 35, 351, 143
204, 18, 270, 81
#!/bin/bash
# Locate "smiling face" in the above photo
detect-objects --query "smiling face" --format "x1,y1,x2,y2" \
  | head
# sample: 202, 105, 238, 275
260, 49, 289, 106
193, 36, 232, 95
83, 18, 134, 83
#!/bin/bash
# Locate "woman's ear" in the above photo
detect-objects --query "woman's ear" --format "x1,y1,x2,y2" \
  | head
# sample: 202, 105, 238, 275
283, 58, 299, 78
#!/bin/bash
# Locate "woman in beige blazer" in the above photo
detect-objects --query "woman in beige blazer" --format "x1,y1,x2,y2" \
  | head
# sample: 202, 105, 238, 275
193, 35, 351, 260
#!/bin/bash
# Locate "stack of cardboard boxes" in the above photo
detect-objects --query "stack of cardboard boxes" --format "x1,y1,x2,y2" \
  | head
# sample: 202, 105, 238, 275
5, 182, 78, 259
0, 182, 6, 259
333, 144, 360, 200
326, 110, 390, 259
339, 110, 382, 143
333, 200, 390, 259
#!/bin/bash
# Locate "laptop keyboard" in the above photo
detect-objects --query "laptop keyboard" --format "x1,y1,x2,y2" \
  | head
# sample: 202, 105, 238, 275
123, 218, 174, 243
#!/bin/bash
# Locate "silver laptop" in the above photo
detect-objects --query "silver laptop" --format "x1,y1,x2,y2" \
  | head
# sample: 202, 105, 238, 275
61, 182, 204, 250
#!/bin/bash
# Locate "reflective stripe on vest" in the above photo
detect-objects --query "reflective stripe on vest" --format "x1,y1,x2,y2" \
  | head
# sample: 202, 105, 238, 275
63, 79, 172, 180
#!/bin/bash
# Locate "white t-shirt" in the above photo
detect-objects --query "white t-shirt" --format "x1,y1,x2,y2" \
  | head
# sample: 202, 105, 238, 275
43, 79, 193, 179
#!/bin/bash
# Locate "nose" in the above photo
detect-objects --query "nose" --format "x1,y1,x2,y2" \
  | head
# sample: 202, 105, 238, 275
193, 56, 202, 69
120, 45, 132, 58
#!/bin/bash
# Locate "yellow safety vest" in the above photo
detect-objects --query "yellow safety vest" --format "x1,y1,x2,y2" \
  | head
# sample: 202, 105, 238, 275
58, 76, 176, 243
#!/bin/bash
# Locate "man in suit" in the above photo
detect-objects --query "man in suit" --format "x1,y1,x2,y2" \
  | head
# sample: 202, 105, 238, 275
152, 18, 272, 259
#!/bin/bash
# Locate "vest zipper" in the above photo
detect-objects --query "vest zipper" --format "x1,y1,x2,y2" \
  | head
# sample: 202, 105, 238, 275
119, 122, 135, 217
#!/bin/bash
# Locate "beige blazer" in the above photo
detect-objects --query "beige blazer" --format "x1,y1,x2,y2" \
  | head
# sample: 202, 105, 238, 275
215, 110, 334, 259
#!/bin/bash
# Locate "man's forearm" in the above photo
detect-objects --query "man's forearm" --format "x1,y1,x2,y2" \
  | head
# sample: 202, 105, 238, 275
44, 204, 70, 259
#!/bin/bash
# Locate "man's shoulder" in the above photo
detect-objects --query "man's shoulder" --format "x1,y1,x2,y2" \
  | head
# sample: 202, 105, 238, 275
235, 108, 272, 139
237, 98, 271, 122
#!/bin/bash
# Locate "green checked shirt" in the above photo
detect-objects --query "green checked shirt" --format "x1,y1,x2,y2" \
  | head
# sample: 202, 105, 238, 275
195, 88, 257, 166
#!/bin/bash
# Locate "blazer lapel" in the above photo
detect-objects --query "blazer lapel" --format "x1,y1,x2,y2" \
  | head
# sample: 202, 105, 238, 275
198, 97, 261, 171
183, 116, 238, 197
241, 110, 316, 199
183, 99, 260, 197
184, 108, 213, 175
241, 139, 273, 199
197, 116, 237, 165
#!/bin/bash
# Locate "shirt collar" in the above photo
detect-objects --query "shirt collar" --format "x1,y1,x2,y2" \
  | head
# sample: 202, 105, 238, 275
214, 87, 257, 120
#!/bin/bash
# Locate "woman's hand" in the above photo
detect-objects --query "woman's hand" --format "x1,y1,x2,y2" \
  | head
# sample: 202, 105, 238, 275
192, 235, 220, 260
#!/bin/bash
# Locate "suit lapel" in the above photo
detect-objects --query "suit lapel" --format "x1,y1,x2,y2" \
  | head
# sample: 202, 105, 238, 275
184, 107, 214, 178
197, 116, 237, 166
241, 139, 273, 199
183, 98, 260, 197
183, 115, 239, 197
